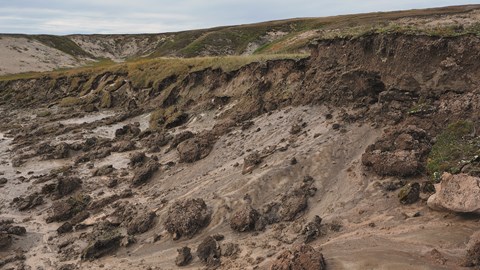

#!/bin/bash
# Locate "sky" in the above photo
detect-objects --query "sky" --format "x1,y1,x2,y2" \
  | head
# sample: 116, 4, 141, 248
0, 0, 479, 35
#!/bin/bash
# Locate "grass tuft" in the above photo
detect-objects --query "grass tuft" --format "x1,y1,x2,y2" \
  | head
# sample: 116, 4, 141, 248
427, 121, 479, 175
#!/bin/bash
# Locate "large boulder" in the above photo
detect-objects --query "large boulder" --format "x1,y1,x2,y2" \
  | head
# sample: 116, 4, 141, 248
164, 198, 211, 239
362, 126, 431, 177
270, 244, 326, 270
428, 173, 480, 214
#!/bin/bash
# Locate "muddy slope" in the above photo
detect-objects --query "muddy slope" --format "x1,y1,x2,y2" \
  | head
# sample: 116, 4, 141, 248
0, 33, 479, 270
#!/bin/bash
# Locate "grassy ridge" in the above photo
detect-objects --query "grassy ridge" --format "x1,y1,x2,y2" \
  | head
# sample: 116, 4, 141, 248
0, 54, 308, 87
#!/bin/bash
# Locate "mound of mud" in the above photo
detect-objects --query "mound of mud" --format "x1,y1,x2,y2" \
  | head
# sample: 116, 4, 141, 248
164, 198, 211, 239
270, 244, 326, 270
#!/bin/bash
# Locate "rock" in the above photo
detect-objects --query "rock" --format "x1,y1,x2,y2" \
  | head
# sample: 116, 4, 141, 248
83, 103, 98, 112
398, 182, 420, 204
107, 178, 118, 188
165, 112, 189, 129
177, 132, 216, 163
121, 235, 136, 247
230, 205, 264, 232
127, 212, 156, 235
241, 121, 254, 131
115, 124, 140, 138
362, 126, 431, 177
222, 242, 240, 257
302, 215, 323, 243
57, 264, 77, 270
263, 181, 316, 223
81, 234, 123, 260
270, 244, 326, 270
53, 142, 71, 159
383, 180, 406, 192
37, 142, 71, 159
197, 236, 221, 267
0, 232, 12, 249
13, 192, 44, 211
57, 222, 73, 234
129, 152, 146, 167
290, 157, 298, 165
290, 123, 302, 135
462, 241, 480, 267
71, 211, 91, 225
278, 189, 309, 221
175, 246, 193, 267
211, 234, 225, 241
242, 151, 263, 174
56, 177, 82, 198
112, 140, 136, 152
0, 178, 7, 185
428, 173, 480, 214
46, 195, 91, 223
93, 165, 115, 176
131, 160, 159, 187
7, 226, 26, 236
422, 181, 436, 193
170, 131, 194, 149
143, 132, 172, 152
164, 198, 211, 239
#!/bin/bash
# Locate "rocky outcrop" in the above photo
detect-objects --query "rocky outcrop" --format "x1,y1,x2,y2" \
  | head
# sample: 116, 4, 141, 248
428, 173, 480, 214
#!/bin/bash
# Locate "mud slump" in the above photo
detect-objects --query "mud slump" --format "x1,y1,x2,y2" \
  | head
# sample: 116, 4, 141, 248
1, 32, 480, 269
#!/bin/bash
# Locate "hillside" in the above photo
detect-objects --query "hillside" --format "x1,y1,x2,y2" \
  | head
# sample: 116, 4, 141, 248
1, 4, 480, 75
0, 5, 480, 270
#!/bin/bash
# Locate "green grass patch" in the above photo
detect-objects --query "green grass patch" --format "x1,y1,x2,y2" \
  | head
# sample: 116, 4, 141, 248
33, 35, 94, 58
36, 110, 52, 117
427, 121, 480, 175
59, 96, 83, 107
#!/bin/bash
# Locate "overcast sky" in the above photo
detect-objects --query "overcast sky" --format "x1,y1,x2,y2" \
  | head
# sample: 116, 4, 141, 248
0, 0, 478, 35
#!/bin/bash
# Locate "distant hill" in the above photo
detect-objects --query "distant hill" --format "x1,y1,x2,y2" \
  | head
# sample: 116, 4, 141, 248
0, 4, 479, 75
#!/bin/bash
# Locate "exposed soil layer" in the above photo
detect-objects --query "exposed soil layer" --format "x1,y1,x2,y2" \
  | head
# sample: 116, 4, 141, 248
0, 33, 479, 269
